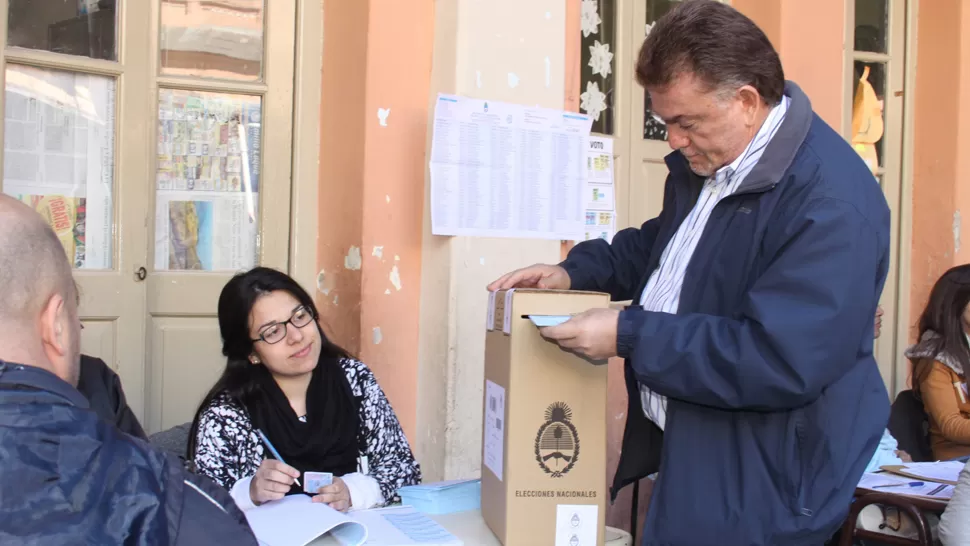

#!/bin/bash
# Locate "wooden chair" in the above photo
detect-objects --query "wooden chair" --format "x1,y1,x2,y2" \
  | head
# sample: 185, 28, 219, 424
838, 491, 947, 546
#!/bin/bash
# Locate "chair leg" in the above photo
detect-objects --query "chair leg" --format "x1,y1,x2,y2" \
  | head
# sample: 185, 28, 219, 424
631, 480, 639, 546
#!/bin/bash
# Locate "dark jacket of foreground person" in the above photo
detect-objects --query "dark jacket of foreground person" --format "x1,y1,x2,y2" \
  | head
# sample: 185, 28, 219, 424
0, 361, 258, 545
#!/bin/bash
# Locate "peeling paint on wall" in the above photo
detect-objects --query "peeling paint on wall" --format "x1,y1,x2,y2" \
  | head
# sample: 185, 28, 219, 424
389, 265, 403, 291
377, 107, 390, 127
385, 289, 391, 295
386, 194, 391, 204
344, 246, 362, 270
372, 246, 384, 259
955, 210, 962, 255
316, 269, 332, 295
373, 326, 383, 345
333, 295, 339, 305
507, 72, 520, 88
394, 255, 400, 261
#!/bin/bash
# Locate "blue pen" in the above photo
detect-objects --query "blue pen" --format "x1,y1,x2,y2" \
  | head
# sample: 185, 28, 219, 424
873, 481, 924, 488
256, 428, 301, 487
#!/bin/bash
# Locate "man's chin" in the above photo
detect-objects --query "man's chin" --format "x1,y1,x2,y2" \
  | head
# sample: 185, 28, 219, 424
689, 164, 715, 177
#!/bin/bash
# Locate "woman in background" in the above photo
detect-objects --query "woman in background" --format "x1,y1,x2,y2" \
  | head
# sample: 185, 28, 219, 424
188, 267, 420, 512
907, 264, 970, 460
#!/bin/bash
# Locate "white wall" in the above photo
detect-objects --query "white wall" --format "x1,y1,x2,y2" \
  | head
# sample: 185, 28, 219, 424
416, 0, 568, 480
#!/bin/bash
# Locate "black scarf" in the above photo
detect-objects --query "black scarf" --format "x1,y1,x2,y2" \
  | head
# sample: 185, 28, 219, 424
244, 356, 360, 496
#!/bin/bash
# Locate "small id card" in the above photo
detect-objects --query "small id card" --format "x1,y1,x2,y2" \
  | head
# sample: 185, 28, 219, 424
304, 471, 333, 494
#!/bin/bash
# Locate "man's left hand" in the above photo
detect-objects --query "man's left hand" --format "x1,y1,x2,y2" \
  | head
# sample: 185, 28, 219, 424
539, 308, 620, 361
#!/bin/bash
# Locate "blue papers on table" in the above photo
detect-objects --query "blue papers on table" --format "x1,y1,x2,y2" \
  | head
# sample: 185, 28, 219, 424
397, 479, 481, 515
526, 315, 572, 327
243, 495, 367, 546
354, 506, 463, 546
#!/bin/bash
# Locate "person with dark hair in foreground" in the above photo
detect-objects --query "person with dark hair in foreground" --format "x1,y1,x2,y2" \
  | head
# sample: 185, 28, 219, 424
188, 267, 420, 513
0, 194, 257, 545
489, 1, 890, 543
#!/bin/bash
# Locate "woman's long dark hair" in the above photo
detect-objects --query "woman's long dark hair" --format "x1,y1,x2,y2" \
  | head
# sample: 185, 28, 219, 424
914, 264, 970, 379
186, 267, 351, 459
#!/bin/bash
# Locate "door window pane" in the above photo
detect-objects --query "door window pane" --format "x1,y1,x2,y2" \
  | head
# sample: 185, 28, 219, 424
854, 0, 888, 53
643, 0, 680, 141
3, 65, 115, 269
7, 0, 117, 61
851, 60, 886, 174
580, 0, 615, 134
160, 0, 264, 82
155, 89, 261, 271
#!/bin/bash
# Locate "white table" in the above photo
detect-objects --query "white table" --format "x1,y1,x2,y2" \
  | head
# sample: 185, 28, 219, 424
312, 509, 632, 545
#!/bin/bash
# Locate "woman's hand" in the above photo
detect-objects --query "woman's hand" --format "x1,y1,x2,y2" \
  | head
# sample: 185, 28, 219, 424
250, 459, 300, 505
311, 476, 352, 512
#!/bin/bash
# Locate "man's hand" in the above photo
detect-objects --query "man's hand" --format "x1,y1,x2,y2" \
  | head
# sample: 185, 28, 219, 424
311, 476, 352, 512
487, 264, 571, 292
896, 449, 913, 463
538, 308, 620, 361
874, 305, 884, 339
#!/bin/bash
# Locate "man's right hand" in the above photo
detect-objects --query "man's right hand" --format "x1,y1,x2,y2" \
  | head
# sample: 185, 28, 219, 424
250, 459, 300, 505
487, 264, 571, 292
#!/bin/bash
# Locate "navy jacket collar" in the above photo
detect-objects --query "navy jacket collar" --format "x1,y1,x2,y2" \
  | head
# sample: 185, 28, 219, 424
0, 360, 90, 409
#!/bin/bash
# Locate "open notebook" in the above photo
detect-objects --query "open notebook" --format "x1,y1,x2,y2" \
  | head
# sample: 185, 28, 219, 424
243, 496, 463, 546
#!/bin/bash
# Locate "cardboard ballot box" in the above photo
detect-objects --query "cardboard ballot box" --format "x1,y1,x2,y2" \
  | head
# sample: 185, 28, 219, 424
482, 289, 609, 546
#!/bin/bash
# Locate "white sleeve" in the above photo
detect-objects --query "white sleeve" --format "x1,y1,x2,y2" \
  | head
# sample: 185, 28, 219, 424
341, 472, 384, 511
940, 460, 970, 546
229, 475, 258, 512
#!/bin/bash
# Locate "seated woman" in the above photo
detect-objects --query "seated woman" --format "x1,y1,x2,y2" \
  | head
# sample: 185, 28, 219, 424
907, 264, 970, 461
189, 267, 421, 512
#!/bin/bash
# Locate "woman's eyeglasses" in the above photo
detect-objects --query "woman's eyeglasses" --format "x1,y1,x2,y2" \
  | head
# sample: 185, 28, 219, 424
253, 306, 314, 344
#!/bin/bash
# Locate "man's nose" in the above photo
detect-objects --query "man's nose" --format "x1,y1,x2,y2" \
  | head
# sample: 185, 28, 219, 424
667, 126, 689, 151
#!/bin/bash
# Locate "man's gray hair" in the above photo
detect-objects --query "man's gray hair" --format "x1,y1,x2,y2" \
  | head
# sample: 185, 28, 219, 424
0, 196, 75, 323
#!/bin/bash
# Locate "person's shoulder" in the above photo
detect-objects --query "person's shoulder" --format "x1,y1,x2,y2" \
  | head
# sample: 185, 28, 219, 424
790, 116, 889, 217
337, 357, 377, 388
198, 391, 247, 421
77, 354, 117, 388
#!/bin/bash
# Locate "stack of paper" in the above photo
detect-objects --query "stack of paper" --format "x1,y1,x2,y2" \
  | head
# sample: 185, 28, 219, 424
880, 461, 964, 485
858, 472, 955, 500
243, 495, 367, 546
354, 506, 463, 546
397, 479, 481, 515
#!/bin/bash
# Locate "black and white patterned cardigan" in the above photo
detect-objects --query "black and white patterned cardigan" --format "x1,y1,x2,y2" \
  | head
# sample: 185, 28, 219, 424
192, 358, 421, 511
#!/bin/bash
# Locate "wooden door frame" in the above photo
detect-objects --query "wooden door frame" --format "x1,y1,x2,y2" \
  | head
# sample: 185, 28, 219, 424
842, 0, 917, 397
0, 0, 153, 417
290, 0, 323, 293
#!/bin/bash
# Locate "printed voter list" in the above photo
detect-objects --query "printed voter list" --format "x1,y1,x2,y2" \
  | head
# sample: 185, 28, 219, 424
429, 94, 592, 240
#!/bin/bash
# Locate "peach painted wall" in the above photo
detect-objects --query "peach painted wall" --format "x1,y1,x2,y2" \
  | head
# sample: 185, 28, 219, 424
735, 0, 846, 129
317, 0, 367, 354
909, 0, 963, 335
317, 0, 434, 440
956, 4, 970, 268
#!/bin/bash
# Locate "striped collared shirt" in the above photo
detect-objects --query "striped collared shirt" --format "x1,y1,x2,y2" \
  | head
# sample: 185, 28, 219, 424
637, 95, 791, 431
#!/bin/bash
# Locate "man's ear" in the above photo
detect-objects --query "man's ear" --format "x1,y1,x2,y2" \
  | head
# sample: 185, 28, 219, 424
737, 85, 763, 126
39, 293, 68, 358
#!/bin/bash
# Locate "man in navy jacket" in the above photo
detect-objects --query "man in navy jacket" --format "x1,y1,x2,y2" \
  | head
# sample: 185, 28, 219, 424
0, 194, 257, 545
490, 2, 889, 544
